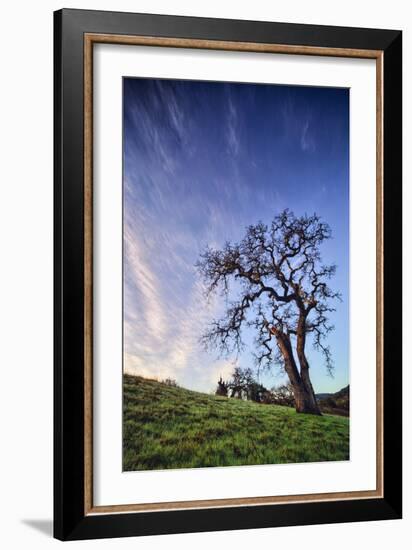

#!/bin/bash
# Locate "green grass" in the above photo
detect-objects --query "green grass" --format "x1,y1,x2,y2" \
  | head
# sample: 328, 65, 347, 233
123, 374, 349, 471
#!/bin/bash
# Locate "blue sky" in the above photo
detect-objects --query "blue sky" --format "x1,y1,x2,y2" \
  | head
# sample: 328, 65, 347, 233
123, 78, 349, 394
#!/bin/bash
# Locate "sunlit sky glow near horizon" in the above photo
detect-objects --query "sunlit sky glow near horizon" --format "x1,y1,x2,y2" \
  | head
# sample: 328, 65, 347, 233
123, 78, 349, 394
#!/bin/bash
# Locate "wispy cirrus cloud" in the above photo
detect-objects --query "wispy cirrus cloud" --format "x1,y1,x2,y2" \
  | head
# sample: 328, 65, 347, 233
125, 80, 189, 176
124, 223, 167, 343
226, 93, 240, 157
281, 97, 316, 153
122, 80, 284, 390
300, 119, 316, 152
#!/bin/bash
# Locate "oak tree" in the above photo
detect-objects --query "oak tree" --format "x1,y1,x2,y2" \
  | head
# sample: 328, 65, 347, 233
197, 210, 340, 415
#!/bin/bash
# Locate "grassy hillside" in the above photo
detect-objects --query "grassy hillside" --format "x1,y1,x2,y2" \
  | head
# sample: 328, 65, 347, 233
123, 375, 349, 471
317, 385, 350, 417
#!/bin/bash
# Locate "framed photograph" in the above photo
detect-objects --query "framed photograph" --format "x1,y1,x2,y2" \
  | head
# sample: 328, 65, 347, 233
54, 8, 402, 541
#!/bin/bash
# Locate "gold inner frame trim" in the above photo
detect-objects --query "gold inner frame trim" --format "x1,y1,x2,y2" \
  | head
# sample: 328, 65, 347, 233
84, 33, 384, 515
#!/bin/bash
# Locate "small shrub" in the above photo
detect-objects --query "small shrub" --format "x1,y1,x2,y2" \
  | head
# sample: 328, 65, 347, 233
215, 376, 229, 397
162, 378, 179, 387
270, 384, 295, 407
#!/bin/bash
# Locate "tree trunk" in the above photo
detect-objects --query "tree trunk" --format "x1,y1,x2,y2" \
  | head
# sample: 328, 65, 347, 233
295, 316, 322, 415
274, 329, 321, 415
293, 381, 321, 415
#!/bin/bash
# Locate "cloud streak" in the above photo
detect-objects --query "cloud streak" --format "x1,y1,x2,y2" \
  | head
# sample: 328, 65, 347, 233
300, 119, 316, 152
226, 92, 240, 156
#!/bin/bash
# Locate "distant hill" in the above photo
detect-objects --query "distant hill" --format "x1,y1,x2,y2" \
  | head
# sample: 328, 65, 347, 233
123, 375, 349, 471
316, 385, 349, 417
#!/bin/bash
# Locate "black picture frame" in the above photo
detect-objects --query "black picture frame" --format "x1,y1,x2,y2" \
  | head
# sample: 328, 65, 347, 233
54, 8, 402, 541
